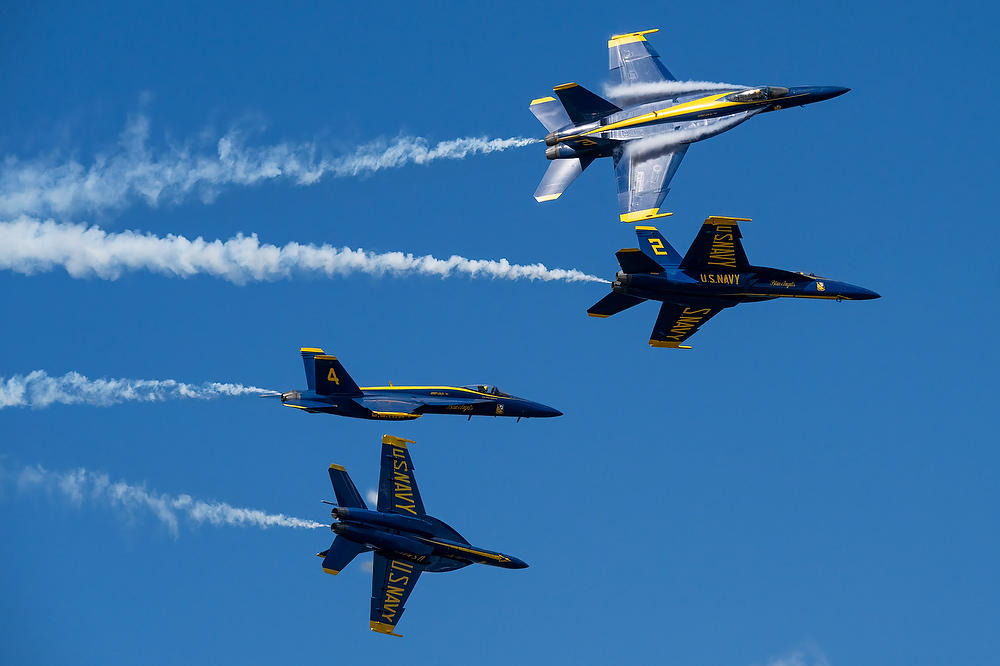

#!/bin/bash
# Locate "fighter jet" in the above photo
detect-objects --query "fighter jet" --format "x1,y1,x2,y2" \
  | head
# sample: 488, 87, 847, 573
529, 29, 849, 222
588, 217, 879, 347
318, 435, 528, 636
260, 348, 562, 420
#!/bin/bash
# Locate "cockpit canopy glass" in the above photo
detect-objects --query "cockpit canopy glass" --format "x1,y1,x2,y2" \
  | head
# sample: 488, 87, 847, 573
726, 86, 789, 103
463, 384, 510, 397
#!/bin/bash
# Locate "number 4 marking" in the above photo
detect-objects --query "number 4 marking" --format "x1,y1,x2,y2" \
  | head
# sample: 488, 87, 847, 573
327, 367, 340, 385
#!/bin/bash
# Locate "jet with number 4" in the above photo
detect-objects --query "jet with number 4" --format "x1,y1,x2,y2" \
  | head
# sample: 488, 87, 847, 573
260, 348, 562, 421
588, 217, 879, 348
318, 435, 528, 636
529, 29, 849, 222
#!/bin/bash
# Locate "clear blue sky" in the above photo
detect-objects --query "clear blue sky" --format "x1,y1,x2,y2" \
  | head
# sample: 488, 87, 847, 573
1, 1, 997, 664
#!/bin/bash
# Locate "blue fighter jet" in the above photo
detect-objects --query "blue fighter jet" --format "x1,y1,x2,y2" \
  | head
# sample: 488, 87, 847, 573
261, 348, 562, 421
318, 435, 528, 636
589, 217, 879, 348
529, 29, 849, 222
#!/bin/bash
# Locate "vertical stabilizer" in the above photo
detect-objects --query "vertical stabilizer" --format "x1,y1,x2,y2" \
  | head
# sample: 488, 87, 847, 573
635, 226, 683, 268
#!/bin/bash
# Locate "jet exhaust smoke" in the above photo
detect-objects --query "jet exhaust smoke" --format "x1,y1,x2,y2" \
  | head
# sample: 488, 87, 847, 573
4, 463, 325, 536
0, 217, 609, 284
0, 115, 539, 217
0, 370, 270, 410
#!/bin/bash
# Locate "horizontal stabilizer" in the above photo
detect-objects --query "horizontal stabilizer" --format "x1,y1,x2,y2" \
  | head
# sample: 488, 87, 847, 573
552, 82, 622, 125
534, 157, 593, 202
320, 535, 368, 575
615, 248, 664, 274
588, 292, 645, 318
529, 96, 572, 132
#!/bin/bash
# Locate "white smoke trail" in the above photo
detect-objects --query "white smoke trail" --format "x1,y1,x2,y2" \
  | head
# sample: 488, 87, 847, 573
604, 79, 744, 104
0, 217, 608, 284
6, 463, 325, 536
0, 115, 539, 218
0, 370, 269, 410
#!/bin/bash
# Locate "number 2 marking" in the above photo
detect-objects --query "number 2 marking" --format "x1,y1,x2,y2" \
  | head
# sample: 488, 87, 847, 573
649, 238, 668, 256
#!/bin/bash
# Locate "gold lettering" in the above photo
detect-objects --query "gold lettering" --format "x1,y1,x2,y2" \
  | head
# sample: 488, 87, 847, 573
327, 367, 339, 384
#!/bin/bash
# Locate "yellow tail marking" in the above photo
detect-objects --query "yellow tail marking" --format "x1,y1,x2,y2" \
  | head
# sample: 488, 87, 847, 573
382, 434, 415, 448
553, 82, 578, 91
370, 621, 403, 637
620, 209, 673, 223
649, 340, 693, 349
609, 29, 659, 47
327, 367, 340, 385
300, 347, 325, 353
704, 215, 752, 225
329, 463, 346, 471
535, 193, 561, 202
530, 96, 556, 105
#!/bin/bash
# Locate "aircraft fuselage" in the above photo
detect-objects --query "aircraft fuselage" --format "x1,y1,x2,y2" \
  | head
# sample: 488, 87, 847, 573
545, 85, 850, 160
614, 265, 879, 305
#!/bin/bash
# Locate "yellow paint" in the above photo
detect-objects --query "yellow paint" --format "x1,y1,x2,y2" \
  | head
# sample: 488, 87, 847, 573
553, 82, 578, 91
361, 385, 505, 399
534, 193, 561, 202
634, 225, 659, 231
371, 411, 422, 420
419, 538, 511, 563
322, 567, 340, 575
283, 404, 309, 410
370, 621, 402, 637
313, 355, 337, 360
704, 216, 751, 225
608, 28, 659, 48
648, 238, 668, 256
620, 208, 673, 223
382, 434, 415, 447
329, 463, 346, 471
649, 340, 693, 349
588, 313, 610, 318
530, 96, 556, 105
300, 347, 325, 353
327, 367, 340, 385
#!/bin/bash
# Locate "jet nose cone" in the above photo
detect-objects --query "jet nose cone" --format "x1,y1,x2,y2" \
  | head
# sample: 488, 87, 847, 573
854, 286, 880, 300
505, 556, 529, 569
812, 85, 851, 102
536, 404, 563, 418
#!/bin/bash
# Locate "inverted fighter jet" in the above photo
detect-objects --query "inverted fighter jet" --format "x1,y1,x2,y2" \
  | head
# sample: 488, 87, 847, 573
261, 348, 562, 420
318, 435, 528, 636
588, 217, 879, 347
529, 29, 849, 222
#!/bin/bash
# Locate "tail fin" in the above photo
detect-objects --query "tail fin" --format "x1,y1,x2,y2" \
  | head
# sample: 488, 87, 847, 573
329, 463, 367, 508
552, 83, 622, 124
302, 351, 362, 397
318, 535, 367, 575
529, 96, 572, 132
635, 226, 683, 268
534, 157, 594, 202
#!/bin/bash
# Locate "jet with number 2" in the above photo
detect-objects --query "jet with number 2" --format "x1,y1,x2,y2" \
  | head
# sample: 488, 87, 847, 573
588, 217, 879, 348
318, 435, 528, 636
529, 29, 849, 222
260, 348, 562, 421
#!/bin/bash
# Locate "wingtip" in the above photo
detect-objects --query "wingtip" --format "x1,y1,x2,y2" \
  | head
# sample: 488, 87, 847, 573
534, 193, 561, 202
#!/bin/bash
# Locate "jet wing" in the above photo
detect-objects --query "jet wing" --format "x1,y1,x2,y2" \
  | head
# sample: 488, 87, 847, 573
613, 144, 688, 223
377, 435, 426, 517
608, 29, 676, 85
649, 301, 729, 348
679, 216, 752, 271
370, 552, 425, 637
